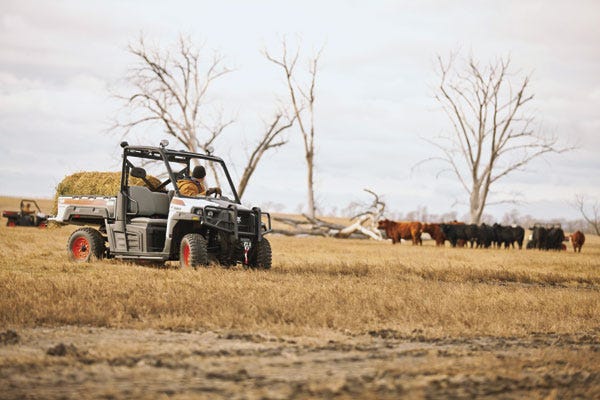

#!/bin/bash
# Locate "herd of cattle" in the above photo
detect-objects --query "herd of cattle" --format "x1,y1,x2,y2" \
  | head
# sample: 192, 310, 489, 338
377, 220, 586, 252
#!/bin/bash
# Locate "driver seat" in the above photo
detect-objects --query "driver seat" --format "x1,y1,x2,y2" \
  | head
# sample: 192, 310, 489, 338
128, 186, 169, 225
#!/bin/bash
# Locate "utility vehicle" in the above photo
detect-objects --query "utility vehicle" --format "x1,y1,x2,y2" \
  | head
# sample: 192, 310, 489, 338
2, 199, 49, 227
52, 141, 272, 269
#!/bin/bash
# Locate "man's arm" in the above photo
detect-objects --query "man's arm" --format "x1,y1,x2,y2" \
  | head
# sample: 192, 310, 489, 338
205, 187, 222, 196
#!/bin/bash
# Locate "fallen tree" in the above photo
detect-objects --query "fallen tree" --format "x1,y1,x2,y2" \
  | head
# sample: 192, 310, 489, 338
272, 189, 385, 240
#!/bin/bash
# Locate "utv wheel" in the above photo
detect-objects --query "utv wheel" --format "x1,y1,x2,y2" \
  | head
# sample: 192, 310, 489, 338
249, 238, 272, 270
179, 234, 209, 269
68, 228, 105, 262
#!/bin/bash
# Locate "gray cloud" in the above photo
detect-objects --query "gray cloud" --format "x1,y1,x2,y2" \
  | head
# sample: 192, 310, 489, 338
1, 0, 598, 221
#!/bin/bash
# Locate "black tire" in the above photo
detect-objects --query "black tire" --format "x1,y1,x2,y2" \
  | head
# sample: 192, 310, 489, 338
249, 237, 272, 270
179, 233, 209, 269
67, 227, 105, 262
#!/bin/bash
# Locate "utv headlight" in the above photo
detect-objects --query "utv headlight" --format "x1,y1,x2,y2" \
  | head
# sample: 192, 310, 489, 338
204, 209, 219, 219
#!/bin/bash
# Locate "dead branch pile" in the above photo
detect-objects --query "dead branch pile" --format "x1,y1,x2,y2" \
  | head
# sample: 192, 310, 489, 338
272, 189, 385, 240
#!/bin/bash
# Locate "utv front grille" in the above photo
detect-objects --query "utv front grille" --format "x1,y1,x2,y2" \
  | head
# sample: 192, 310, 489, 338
237, 211, 256, 234
201, 206, 258, 237
200, 206, 270, 239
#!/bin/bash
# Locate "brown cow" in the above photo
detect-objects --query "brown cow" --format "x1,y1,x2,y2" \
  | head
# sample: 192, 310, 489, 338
422, 223, 445, 246
570, 231, 585, 253
377, 219, 422, 245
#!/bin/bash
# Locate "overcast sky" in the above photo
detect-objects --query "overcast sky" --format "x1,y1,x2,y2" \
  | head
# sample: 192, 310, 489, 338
1, 0, 599, 220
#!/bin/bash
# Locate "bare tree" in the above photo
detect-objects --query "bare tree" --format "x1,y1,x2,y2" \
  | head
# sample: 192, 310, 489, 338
237, 111, 296, 198
573, 194, 600, 235
264, 39, 322, 219
112, 34, 233, 183
428, 53, 572, 224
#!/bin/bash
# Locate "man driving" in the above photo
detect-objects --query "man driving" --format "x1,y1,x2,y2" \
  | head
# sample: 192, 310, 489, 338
177, 165, 221, 197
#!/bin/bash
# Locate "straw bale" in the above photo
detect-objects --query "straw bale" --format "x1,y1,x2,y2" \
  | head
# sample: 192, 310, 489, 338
52, 171, 161, 214
145, 175, 162, 190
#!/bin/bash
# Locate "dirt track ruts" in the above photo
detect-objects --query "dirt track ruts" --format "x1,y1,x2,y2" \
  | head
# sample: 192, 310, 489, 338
1, 327, 599, 399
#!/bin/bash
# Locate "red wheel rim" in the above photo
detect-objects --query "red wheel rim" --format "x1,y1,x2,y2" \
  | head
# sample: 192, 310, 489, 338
7, 222, 16, 227
71, 237, 90, 260
39, 222, 47, 229
182, 242, 190, 267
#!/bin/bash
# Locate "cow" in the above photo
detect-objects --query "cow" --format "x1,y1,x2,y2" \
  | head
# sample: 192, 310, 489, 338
529, 225, 548, 250
493, 223, 525, 249
422, 223, 445, 246
570, 231, 585, 253
512, 225, 526, 249
546, 226, 565, 251
377, 219, 422, 245
440, 223, 479, 248
530, 225, 564, 251
477, 223, 495, 248
464, 224, 479, 248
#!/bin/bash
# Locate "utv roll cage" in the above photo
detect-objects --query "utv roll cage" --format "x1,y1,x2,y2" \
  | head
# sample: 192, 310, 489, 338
120, 143, 241, 204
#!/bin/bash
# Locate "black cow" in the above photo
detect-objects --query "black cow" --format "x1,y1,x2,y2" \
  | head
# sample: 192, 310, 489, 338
441, 223, 479, 248
546, 227, 565, 250
493, 223, 525, 249
512, 225, 525, 249
529, 225, 564, 250
465, 224, 479, 248
529, 226, 547, 250
494, 223, 511, 248
477, 223, 495, 248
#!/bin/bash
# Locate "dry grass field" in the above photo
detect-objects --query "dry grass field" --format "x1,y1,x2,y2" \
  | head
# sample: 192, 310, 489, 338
0, 196, 599, 399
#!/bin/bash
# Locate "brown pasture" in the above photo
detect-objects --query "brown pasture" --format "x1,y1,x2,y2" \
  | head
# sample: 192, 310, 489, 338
0, 196, 599, 399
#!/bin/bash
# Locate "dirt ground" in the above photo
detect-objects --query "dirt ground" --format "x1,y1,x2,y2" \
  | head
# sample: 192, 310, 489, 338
1, 327, 599, 399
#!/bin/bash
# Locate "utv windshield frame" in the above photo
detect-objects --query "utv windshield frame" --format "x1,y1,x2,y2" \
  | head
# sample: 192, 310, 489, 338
121, 145, 241, 204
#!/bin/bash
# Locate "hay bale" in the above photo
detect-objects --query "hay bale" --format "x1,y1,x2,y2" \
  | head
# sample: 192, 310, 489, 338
52, 171, 162, 214
144, 175, 162, 190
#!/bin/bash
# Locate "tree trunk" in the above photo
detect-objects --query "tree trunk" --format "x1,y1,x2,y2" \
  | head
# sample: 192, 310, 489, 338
306, 152, 316, 218
237, 149, 260, 198
237, 169, 252, 199
264, 41, 320, 222
206, 161, 221, 188
469, 184, 482, 224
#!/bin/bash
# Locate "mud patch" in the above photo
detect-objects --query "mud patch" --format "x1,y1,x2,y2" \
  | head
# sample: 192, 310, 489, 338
46, 343, 83, 357
0, 330, 20, 345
